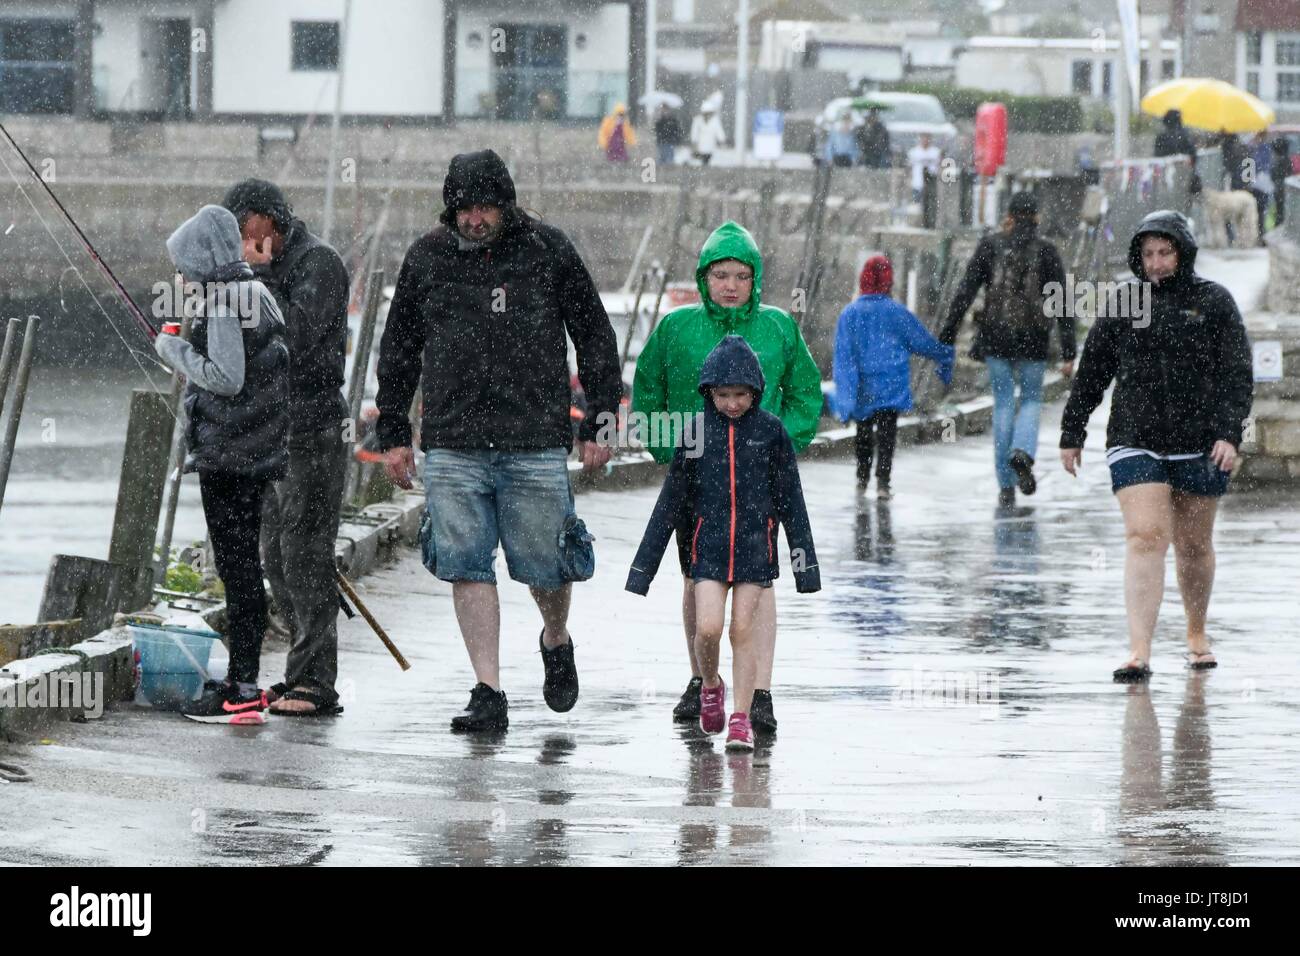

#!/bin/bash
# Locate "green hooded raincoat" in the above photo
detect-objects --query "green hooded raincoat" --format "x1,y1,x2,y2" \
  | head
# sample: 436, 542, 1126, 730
632, 221, 823, 464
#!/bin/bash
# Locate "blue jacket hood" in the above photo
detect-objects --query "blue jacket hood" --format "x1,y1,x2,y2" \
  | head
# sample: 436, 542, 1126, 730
697, 334, 766, 399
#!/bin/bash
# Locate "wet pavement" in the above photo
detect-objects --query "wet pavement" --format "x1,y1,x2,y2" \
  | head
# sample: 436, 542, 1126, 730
3, 388, 1299, 866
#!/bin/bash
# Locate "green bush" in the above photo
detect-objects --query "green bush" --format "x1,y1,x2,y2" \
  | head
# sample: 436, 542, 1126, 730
881, 81, 1085, 134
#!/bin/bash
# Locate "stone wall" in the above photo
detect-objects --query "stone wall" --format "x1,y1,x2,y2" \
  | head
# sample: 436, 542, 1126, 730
1238, 308, 1300, 485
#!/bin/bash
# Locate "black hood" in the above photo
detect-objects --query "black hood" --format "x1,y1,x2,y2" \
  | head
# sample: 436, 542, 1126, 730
222, 178, 294, 232
1162, 109, 1183, 128
440, 149, 517, 225
1129, 209, 1198, 281
698, 334, 766, 400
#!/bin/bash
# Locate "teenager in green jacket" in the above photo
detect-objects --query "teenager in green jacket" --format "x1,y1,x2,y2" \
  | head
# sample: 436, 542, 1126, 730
632, 220, 822, 735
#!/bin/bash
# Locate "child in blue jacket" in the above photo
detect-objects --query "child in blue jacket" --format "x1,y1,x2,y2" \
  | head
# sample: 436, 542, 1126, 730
626, 335, 819, 751
832, 254, 954, 498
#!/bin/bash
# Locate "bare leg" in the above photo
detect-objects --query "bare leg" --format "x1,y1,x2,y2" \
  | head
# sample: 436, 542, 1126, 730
1117, 483, 1174, 668
530, 583, 572, 649
1170, 491, 1219, 660
682, 576, 701, 677
694, 581, 729, 688
728, 584, 764, 714
752, 585, 777, 691
453, 581, 501, 689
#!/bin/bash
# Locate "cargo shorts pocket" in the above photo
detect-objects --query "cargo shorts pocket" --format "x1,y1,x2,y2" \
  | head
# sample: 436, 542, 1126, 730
557, 513, 596, 582
417, 509, 438, 576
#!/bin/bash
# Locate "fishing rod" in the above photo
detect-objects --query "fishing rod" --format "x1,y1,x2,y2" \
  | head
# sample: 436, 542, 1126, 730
0, 118, 157, 342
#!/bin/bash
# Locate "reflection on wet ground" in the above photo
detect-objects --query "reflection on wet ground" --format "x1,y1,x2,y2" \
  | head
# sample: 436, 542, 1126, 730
3, 402, 1299, 864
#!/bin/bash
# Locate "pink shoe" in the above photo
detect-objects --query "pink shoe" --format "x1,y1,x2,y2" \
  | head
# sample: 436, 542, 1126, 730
725, 712, 754, 751
699, 679, 726, 735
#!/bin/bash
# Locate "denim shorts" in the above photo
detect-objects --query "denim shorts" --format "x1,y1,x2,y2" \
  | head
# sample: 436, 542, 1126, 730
422, 448, 578, 589
1109, 453, 1231, 497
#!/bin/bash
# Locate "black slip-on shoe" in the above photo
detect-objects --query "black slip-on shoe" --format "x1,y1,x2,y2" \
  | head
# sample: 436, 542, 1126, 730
540, 632, 579, 713
451, 682, 509, 732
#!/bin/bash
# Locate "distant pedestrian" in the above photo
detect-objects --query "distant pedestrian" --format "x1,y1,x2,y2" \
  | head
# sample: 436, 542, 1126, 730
939, 191, 1076, 508
907, 133, 941, 202
1059, 210, 1252, 682
654, 104, 685, 167
831, 254, 954, 499
691, 101, 726, 166
599, 103, 637, 162
1271, 134, 1291, 225
1248, 132, 1273, 241
827, 114, 858, 167
222, 178, 349, 718
856, 108, 892, 168
155, 205, 289, 724
627, 335, 820, 752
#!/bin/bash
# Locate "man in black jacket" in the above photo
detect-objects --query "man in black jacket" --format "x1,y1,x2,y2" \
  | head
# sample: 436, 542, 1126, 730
856, 109, 892, 168
1058, 210, 1252, 681
375, 149, 621, 733
223, 179, 350, 717
939, 191, 1076, 507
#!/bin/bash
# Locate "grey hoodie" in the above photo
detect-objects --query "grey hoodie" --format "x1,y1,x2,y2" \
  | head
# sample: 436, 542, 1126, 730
157, 204, 267, 397
157, 204, 290, 478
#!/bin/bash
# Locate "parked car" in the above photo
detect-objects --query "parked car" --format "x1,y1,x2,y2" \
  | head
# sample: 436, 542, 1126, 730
816, 92, 958, 164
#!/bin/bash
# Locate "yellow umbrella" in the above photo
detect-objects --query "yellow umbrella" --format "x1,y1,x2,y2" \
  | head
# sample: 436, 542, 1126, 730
1140, 77, 1275, 133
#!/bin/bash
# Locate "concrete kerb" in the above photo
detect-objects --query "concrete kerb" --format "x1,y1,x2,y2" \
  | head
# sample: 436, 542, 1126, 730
0, 630, 135, 742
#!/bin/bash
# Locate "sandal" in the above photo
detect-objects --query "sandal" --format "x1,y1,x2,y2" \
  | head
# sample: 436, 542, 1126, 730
1187, 651, 1218, 670
266, 682, 290, 704
268, 686, 344, 718
1113, 659, 1152, 683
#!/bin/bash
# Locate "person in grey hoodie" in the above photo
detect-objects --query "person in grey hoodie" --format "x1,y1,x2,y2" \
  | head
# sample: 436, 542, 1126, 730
155, 204, 290, 724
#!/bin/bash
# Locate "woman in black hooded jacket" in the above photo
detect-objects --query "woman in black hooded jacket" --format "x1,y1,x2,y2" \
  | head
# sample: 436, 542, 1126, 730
1059, 210, 1252, 682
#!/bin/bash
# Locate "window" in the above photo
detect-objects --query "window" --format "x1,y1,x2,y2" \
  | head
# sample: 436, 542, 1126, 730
1071, 59, 1093, 95
1162, 58, 1176, 80
1278, 72, 1300, 102
291, 21, 339, 71
1277, 38, 1300, 67
1247, 71, 1260, 95
1102, 61, 1112, 96
0, 18, 76, 113
1246, 32, 1262, 65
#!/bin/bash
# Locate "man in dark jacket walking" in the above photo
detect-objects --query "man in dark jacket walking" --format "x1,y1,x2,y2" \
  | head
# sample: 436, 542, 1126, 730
223, 179, 350, 717
375, 149, 621, 732
939, 191, 1076, 507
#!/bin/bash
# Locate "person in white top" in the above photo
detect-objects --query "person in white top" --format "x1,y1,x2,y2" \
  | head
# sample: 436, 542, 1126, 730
690, 103, 726, 166
907, 133, 941, 202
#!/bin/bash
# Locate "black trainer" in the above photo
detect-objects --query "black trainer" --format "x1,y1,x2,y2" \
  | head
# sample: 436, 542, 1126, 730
540, 632, 579, 713
997, 487, 1016, 509
451, 682, 509, 732
1008, 450, 1037, 495
673, 677, 703, 721
750, 689, 778, 735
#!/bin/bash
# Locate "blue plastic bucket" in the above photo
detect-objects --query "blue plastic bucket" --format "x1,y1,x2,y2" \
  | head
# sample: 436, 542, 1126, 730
128, 623, 222, 709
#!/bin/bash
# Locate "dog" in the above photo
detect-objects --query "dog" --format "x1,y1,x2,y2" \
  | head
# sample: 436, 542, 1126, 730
1200, 188, 1259, 249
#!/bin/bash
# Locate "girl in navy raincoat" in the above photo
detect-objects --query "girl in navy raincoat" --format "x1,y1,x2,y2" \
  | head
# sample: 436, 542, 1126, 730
831, 254, 954, 498
627, 335, 819, 751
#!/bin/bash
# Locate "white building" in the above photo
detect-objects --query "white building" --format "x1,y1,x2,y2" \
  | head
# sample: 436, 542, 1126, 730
1235, 0, 1300, 115
955, 36, 1182, 101
0, 0, 644, 121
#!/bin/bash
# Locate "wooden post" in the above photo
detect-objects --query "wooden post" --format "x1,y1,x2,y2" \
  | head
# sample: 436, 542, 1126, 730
108, 389, 174, 572
38, 554, 154, 634
342, 269, 384, 505
0, 316, 39, 518
153, 314, 195, 584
